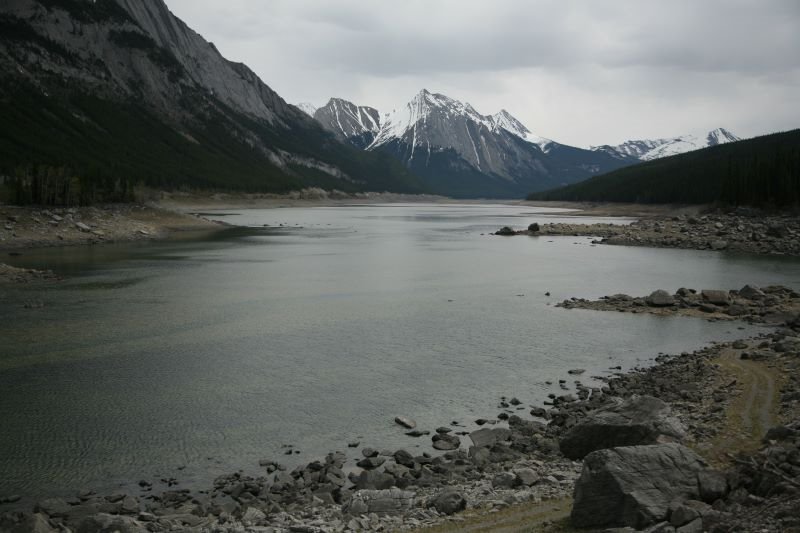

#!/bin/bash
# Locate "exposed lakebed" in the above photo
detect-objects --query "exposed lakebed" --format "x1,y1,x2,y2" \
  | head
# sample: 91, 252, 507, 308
1, 203, 799, 504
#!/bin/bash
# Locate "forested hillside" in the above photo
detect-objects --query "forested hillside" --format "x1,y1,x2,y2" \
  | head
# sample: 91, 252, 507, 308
528, 130, 800, 207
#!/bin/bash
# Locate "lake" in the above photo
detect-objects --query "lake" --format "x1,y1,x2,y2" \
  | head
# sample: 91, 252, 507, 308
1, 203, 799, 503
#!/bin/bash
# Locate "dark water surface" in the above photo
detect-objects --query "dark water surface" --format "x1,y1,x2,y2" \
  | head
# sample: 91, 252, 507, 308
1, 203, 799, 502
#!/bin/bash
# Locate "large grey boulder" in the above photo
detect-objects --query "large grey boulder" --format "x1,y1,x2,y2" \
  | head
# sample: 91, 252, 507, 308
343, 488, 415, 515
701, 290, 731, 306
738, 285, 766, 300
646, 290, 675, 307
76, 513, 148, 533
429, 490, 467, 515
571, 444, 707, 529
352, 470, 395, 491
432, 433, 460, 451
559, 396, 686, 460
469, 427, 512, 449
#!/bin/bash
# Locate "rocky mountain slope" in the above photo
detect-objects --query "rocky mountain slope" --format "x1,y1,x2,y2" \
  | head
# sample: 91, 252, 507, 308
313, 98, 381, 149
0, 0, 424, 202
593, 128, 741, 161
311, 90, 635, 198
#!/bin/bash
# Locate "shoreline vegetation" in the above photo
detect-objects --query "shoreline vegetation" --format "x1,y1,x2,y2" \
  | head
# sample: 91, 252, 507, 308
2, 197, 800, 532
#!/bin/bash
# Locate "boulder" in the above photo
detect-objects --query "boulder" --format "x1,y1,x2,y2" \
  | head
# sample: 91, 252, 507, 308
343, 488, 415, 516
432, 433, 460, 451
429, 490, 467, 515
4, 513, 56, 533
361, 447, 379, 457
646, 290, 675, 307
356, 456, 386, 469
469, 428, 511, 449
76, 513, 148, 533
738, 284, 766, 300
492, 472, 518, 489
528, 223, 540, 232
394, 416, 416, 429
393, 449, 416, 468
697, 469, 728, 502
35, 498, 71, 518
571, 444, 707, 529
353, 470, 395, 491
559, 396, 686, 460
241, 507, 267, 524
515, 468, 541, 486
701, 290, 731, 306
495, 226, 516, 236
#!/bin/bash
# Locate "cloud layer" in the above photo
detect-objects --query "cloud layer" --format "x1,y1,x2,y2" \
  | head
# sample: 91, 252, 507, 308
165, 0, 800, 147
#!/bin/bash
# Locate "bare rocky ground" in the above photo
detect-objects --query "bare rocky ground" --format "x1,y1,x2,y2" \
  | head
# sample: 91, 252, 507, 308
0, 204, 219, 251
0, 262, 59, 284
496, 209, 800, 256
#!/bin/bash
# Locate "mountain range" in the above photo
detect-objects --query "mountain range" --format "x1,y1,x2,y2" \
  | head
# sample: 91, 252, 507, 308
0, 0, 744, 203
0, 0, 423, 203
307, 92, 740, 198
592, 128, 740, 162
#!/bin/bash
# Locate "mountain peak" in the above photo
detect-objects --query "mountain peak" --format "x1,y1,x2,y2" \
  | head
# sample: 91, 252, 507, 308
707, 127, 740, 146
296, 102, 318, 117
313, 97, 381, 149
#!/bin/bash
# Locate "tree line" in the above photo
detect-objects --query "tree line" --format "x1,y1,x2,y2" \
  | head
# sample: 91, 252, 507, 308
529, 129, 800, 208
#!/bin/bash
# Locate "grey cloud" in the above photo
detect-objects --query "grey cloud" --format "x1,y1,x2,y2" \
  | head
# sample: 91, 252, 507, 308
165, 0, 800, 146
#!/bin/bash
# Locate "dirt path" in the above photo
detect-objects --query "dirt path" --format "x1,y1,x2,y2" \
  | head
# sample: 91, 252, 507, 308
703, 345, 783, 465
412, 497, 573, 533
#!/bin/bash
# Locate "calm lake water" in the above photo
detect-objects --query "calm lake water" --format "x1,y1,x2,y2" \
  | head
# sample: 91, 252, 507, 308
1, 203, 799, 503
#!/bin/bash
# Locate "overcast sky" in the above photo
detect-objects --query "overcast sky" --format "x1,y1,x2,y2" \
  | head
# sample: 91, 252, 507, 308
165, 0, 799, 148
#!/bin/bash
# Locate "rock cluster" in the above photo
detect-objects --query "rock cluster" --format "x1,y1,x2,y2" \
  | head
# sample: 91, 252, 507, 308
496, 210, 800, 256
0, 263, 59, 284
558, 284, 800, 325
559, 395, 686, 460
0, 426, 580, 532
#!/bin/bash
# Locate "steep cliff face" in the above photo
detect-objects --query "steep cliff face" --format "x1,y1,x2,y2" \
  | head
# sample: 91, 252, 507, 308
114, 0, 295, 125
0, 0, 424, 196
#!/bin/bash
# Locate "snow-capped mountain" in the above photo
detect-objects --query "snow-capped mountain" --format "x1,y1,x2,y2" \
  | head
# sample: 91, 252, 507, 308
491, 109, 554, 152
313, 98, 382, 149
593, 128, 741, 162
296, 102, 318, 117
312, 89, 633, 198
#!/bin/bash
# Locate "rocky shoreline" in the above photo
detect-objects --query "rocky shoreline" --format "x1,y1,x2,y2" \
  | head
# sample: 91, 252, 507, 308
0, 204, 220, 252
495, 210, 800, 256
2, 285, 799, 532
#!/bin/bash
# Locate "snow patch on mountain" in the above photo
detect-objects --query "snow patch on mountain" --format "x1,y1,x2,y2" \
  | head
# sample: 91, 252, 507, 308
369, 89, 550, 152
491, 109, 553, 152
593, 128, 741, 161
296, 102, 318, 117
